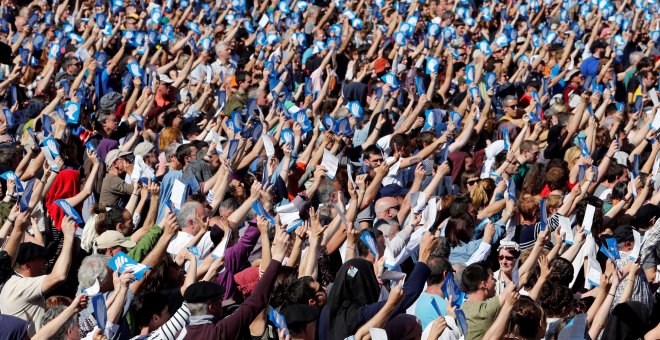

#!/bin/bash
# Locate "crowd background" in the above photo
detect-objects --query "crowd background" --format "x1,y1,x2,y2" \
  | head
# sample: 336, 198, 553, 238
1, 0, 660, 339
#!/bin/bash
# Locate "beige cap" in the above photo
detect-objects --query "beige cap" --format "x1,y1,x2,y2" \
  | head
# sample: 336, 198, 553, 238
95, 230, 136, 250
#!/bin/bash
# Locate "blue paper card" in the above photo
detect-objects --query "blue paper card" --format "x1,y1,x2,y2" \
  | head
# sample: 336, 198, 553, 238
0, 171, 23, 192
19, 179, 35, 212
269, 307, 289, 337
55, 199, 84, 224
41, 137, 60, 158
426, 57, 439, 75
415, 76, 426, 96
107, 251, 151, 280
285, 219, 304, 233
540, 198, 548, 230
360, 232, 379, 258
226, 139, 239, 159
441, 272, 465, 307
64, 101, 81, 124
91, 294, 107, 330
252, 200, 276, 224
347, 101, 363, 120
380, 72, 399, 90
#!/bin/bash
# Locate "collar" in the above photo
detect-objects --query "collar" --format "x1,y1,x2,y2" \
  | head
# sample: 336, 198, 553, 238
188, 314, 215, 326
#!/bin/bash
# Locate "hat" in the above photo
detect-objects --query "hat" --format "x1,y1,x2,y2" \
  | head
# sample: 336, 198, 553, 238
380, 184, 409, 198
282, 304, 320, 328
104, 149, 132, 167
184, 281, 226, 303
631, 204, 660, 229
15, 242, 48, 264
159, 74, 174, 84
133, 141, 154, 157
373, 57, 390, 74
100, 92, 123, 112
95, 230, 136, 249
612, 225, 635, 243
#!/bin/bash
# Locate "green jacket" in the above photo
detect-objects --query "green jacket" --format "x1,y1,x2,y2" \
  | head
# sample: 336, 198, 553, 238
127, 224, 163, 262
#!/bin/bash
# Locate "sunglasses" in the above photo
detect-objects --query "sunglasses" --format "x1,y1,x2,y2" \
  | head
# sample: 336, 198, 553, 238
467, 179, 479, 185
499, 255, 515, 261
387, 205, 401, 211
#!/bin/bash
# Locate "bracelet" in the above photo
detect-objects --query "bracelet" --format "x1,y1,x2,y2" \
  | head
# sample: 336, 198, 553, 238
608, 293, 615, 297
52, 169, 59, 174
132, 192, 139, 196
6, 218, 14, 223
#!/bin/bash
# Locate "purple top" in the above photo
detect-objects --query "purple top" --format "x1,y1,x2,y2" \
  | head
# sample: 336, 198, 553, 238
216, 224, 261, 300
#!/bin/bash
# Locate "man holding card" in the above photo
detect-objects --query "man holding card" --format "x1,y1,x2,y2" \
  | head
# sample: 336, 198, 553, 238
99, 149, 135, 207
0, 217, 76, 336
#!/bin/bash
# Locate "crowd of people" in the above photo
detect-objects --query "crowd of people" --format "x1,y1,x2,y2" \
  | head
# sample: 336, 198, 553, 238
2, 0, 660, 338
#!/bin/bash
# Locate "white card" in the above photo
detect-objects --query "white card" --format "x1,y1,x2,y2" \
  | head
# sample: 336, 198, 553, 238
262, 135, 275, 158
322, 149, 339, 179
83, 278, 101, 296
41, 146, 58, 170
212, 229, 231, 259
170, 180, 186, 210
557, 215, 574, 244
409, 191, 426, 214
422, 197, 437, 229
629, 229, 641, 261
582, 204, 595, 233
650, 88, 660, 107
258, 15, 269, 28
275, 202, 301, 226
369, 328, 388, 340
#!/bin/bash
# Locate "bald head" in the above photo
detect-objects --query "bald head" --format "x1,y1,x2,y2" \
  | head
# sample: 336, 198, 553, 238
375, 197, 400, 219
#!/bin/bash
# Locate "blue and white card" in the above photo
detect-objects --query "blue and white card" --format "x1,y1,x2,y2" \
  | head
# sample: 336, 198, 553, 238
0, 171, 23, 192
41, 137, 60, 158
346, 101, 363, 119
127, 62, 143, 78
226, 139, 239, 159
55, 199, 84, 224
90, 294, 107, 330
64, 101, 81, 124
252, 200, 276, 224
19, 179, 35, 212
426, 57, 439, 75
360, 232, 379, 258
268, 307, 289, 337
107, 251, 151, 280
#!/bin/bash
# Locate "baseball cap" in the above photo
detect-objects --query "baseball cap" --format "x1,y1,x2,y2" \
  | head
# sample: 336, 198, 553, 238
15, 242, 48, 264
380, 184, 409, 198
159, 74, 174, 84
95, 230, 136, 250
133, 141, 154, 157
373, 57, 390, 74
184, 281, 226, 303
612, 225, 634, 243
105, 149, 132, 168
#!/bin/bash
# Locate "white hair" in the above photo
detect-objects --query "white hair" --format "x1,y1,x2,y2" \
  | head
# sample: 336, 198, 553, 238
77, 254, 111, 291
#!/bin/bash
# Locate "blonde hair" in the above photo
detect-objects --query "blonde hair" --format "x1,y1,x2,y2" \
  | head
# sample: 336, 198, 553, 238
158, 127, 182, 151
471, 178, 495, 209
563, 146, 581, 170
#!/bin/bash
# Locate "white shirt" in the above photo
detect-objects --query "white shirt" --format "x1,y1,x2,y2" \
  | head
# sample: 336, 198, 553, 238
166, 230, 214, 260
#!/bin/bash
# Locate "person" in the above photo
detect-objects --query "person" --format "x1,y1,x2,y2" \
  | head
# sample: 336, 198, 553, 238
460, 261, 510, 340
0, 217, 76, 336
414, 255, 451, 329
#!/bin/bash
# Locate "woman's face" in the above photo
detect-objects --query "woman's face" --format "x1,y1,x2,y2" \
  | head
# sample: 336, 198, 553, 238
498, 248, 516, 273
466, 177, 479, 193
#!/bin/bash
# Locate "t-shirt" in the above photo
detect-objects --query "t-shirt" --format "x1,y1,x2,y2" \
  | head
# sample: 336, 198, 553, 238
166, 231, 214, 260
461, 296, 500, 340
414, 292, 448, 329
0, 274, 46, 336
99, 173, 133, 207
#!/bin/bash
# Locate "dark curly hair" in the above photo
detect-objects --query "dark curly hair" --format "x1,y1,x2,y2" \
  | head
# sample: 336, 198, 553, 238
539, 281, 575, 317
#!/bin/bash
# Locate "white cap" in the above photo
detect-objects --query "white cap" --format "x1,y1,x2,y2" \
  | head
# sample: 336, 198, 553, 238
159, 74, 174, 84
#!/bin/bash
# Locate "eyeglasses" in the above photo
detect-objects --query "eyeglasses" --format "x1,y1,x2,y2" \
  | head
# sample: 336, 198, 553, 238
387, 205, 401, 211
467, 179, 479, 185
504, 104, 517, 109
499, 255, 515, 261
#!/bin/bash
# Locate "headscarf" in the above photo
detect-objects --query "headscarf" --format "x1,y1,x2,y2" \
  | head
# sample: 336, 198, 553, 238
327, 257, 380, 340
601, 301, 653, 340
45, 169, 81, 230
0, 314, 29, 340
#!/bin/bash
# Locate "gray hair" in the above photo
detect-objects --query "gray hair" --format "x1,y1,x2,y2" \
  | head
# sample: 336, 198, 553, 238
165, 142, 181, 159
41, 305, 78, 340
219, 198, 239, 213
214, 41, 228, 56
77, 254, 111, 291
630, 51, 644, 66
187, 302, 209, 316
503, 95, 517, 104
177, 201, 203, 229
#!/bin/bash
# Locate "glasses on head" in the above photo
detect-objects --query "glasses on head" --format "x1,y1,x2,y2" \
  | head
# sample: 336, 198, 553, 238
499, 255, 515, 261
